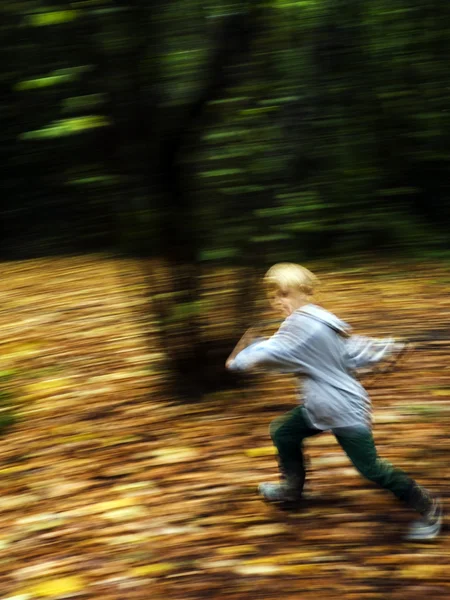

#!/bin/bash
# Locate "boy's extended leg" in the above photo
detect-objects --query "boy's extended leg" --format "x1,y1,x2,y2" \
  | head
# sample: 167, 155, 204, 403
259, 405, 321, 503
334, 426, 442, 540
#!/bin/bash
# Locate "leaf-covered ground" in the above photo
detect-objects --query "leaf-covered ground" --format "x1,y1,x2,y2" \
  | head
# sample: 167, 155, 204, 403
0, 256, 449, 600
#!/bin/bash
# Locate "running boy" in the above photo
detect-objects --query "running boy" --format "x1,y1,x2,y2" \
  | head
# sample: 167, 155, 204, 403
226, 263, 442, 541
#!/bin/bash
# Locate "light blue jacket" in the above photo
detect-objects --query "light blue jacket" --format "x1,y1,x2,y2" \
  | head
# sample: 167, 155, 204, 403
228, 304, 400, 430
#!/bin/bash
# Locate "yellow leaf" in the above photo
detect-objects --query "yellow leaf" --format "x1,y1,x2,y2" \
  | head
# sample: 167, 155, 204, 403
242, 556, 285, 566
132, 563, 176, 577
2, 342, 41, 358
58, 433, 96, 443
113, 482, 155, 493
151, 447, 200, 463
280, 564, 320, 575
243, 551, 324, 565
0, 466, 29, 475
215, 545, 257, 556
431, 389, 450, 396
0, 494, 39, 510
278, 551, 327, 561
232, 516, 268, 524
245, 447, 277, 458
241, 524, 287, 537
234, 565, 282, 576
25, 378, 71, 397
96, 498, 136, 512
18, 576, 84, 597
102, 506, 147, 520
106, 534, 149, 546
399, 564, 446, 579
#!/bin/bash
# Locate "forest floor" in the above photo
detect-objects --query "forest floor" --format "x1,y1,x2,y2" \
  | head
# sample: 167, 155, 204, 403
0, 255, 449, 600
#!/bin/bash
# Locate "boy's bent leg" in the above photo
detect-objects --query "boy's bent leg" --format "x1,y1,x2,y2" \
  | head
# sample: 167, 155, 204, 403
260, 406, 321, 503
334, 426, 442, 540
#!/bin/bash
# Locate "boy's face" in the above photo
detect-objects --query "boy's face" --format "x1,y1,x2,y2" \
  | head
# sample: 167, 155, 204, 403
269, 288, 307, 317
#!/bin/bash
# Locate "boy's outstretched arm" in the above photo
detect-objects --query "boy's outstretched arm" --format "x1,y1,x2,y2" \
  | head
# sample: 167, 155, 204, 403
225, 326, 266, 369
226, 318, 310, 374
345, 335, 412, 374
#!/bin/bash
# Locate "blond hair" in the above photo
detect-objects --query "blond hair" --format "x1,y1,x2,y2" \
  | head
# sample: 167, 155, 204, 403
263, 263, 319, 297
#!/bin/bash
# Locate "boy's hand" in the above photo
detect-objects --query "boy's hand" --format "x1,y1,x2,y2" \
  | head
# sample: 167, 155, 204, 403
225, 357, 234, 369
363, 340, 414, 382
225, 326, 261, 369
382, 340, 414, 372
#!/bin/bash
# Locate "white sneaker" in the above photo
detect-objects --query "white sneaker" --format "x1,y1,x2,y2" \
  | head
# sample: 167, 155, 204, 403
258, 481, 303, 504
405, 498, 443, 541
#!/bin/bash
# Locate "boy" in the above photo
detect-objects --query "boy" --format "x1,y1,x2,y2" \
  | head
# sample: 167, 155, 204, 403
226, 263, 442, 541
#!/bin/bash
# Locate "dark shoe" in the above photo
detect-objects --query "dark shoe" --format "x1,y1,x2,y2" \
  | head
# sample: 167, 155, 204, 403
258, 475, 304, 504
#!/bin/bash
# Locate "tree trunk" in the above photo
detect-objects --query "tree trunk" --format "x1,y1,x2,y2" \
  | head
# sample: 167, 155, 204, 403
150, 11, 256, 399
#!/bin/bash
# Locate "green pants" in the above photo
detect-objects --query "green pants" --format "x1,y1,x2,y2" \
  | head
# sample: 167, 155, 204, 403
269, 405, 416, 504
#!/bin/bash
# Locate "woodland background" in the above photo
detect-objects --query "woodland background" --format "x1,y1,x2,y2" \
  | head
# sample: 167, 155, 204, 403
0, 1, 449, 599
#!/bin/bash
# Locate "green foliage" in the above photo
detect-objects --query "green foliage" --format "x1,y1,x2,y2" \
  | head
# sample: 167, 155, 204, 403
25, 10, 79, 27
166, 301, 203, 324
1, 0, 449, 261
16, 74, 73, 90
21, 116, 110, 140
67, 176, 117, 187
62, 94, 106, 113
0, 370, 15, 383
199, 248, 240, 262
15, 67, 93, 91
201, 169, 245, 179
274, 0, 316, 9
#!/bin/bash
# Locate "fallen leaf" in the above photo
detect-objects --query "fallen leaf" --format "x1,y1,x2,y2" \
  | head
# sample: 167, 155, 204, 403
102, 506, 147, 520
399, 565, 447, 579
151, 447, 200, 463
215, 545, 258, 556
240, 524, 288, 537
131, 563, 177, 577
234, 565, 282, 575
17, 576, 85, 598
25, 378, 72, 398
245, 447, 277, 458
